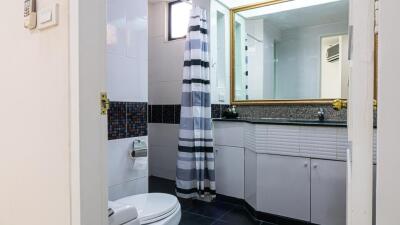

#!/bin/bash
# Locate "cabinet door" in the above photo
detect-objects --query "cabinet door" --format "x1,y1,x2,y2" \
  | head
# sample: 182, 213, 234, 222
258, 154, 311, 221
215, 145, 244, 199
311, 159, 346, 225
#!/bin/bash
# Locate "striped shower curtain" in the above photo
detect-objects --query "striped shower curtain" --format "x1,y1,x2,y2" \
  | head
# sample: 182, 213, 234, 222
175, 6, 216, 200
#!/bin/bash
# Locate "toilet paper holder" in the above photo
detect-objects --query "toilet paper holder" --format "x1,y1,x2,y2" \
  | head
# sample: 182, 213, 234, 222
129, 139, 148, 158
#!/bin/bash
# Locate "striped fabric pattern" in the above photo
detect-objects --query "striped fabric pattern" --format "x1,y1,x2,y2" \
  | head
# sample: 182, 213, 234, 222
176, 6, 216, 200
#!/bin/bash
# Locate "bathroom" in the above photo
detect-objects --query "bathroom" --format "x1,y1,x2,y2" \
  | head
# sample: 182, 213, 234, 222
106, 0, 376, 224
2, 0, 397, 225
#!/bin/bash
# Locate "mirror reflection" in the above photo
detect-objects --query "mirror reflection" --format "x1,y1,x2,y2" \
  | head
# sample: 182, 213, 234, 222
233, 0, 349, 101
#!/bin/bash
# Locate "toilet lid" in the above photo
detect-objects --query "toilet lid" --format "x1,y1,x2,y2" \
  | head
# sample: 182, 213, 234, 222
115, 193, 179, 224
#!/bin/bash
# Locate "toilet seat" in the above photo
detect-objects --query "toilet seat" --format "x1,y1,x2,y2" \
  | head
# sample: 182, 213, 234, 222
115, 193, 180, 225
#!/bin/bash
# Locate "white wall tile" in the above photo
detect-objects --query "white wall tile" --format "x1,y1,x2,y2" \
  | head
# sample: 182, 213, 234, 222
148, 81, 182, 105
148, 124, 179, 180
148, 124, 179, 147
107, 54, 148, 102
126, 0, 148, 59
109, 177, 148, 201
107, 0, 148, 102
107, 0, 127, 55
149, 145, 178, 180
108, 137, 149, 188
148, 2, 166, 38
149, 37, 185, 83
107, 0, 149, 201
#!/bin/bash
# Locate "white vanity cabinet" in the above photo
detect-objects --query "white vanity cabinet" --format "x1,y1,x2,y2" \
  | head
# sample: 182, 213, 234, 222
215, 145, 245, 199
213, 121, 377, 224
310, 159, 347, 225
258, 154, 311, 221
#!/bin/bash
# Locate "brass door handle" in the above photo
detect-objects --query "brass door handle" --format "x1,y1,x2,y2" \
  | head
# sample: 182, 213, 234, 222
332, 99, 378, 111
332, 99, 348, 111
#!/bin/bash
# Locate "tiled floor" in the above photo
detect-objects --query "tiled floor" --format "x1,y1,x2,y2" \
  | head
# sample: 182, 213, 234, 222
149, 176, 275, 225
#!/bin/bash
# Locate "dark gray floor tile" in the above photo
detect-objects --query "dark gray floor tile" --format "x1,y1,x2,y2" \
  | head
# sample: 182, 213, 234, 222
149, 176, 176, 195
260, 222, 276, 225
148, 177, 274, 225
210, 221, 230, 225
178, 198, 197, 212
179, 212, 214, 225
218, 206, 262, 225
186, 200, 236, 220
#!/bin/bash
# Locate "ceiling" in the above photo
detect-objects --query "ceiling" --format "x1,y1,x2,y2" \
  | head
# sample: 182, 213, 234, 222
256, 0, 348, 29
217, 0, 266, 8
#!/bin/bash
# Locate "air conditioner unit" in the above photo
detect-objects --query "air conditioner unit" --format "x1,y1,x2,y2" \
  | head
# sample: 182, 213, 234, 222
326, 43, 340, 62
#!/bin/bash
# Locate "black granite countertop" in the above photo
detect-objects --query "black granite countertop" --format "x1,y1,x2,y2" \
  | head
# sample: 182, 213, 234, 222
213, 118, 348, 127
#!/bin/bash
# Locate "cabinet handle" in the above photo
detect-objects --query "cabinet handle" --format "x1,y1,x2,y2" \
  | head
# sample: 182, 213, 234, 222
304, 162, 308, 167
313, 164, 318, 169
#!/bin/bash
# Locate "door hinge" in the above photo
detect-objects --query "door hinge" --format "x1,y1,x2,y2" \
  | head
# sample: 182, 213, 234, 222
100, 92, 110, 115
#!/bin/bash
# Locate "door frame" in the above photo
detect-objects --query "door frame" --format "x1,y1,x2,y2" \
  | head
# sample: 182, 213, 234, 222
347, 0, 375, 224
376, 1, 400, 224
69, 0, 108, 224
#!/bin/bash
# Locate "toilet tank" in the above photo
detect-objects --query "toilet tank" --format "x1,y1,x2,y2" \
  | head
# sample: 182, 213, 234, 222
108, 201, 140, 225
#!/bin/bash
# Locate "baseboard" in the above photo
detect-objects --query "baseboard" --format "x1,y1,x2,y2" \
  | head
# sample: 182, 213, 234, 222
216, 194, 318, 225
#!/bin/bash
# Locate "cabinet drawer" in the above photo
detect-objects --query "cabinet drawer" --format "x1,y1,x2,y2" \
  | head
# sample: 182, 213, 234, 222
214, 122, 245, 147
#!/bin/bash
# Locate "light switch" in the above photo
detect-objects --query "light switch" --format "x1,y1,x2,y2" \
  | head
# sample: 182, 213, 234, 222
37, 3, 59, 30
39, 10, 52, 24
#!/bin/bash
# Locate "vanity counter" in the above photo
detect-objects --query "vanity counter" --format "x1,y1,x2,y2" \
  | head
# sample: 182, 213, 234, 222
213, 118, 347, 127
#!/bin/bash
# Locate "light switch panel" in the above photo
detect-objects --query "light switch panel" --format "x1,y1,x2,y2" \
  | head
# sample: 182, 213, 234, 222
37, 3, 59, 30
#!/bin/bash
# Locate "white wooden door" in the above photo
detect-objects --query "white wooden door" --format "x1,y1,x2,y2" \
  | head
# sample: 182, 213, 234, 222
347, 0, 375, 224
70, 0, 108, 224
376, 1, 400, 224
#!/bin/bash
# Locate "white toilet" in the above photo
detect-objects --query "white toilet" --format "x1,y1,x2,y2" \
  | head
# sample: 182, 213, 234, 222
109, 193, 181, 225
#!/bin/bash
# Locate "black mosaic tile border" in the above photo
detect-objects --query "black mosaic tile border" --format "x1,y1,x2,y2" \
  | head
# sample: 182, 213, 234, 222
235, 104, 348, 121
147, 103, 368, 124
148, 104, 229, 124
108, 102, 148, 140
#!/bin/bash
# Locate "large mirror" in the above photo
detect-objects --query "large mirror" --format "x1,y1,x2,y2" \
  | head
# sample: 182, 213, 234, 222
231, 0, 350, 104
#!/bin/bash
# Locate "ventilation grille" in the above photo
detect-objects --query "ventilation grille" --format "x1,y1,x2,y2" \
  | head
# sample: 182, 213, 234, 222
326, 43, 340, 62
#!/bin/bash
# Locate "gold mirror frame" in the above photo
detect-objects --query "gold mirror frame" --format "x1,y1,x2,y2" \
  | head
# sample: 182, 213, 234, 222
229, 0, 377, 106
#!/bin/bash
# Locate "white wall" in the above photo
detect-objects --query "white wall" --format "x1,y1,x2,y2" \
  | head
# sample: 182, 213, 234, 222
376, 1, 400, 224
149, 1, 185, 105
106, 0, 149, 199
0, 1, 71, 225
70, 0, 109, 223
275, 21, 348, 99
210, 0, 230, 104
